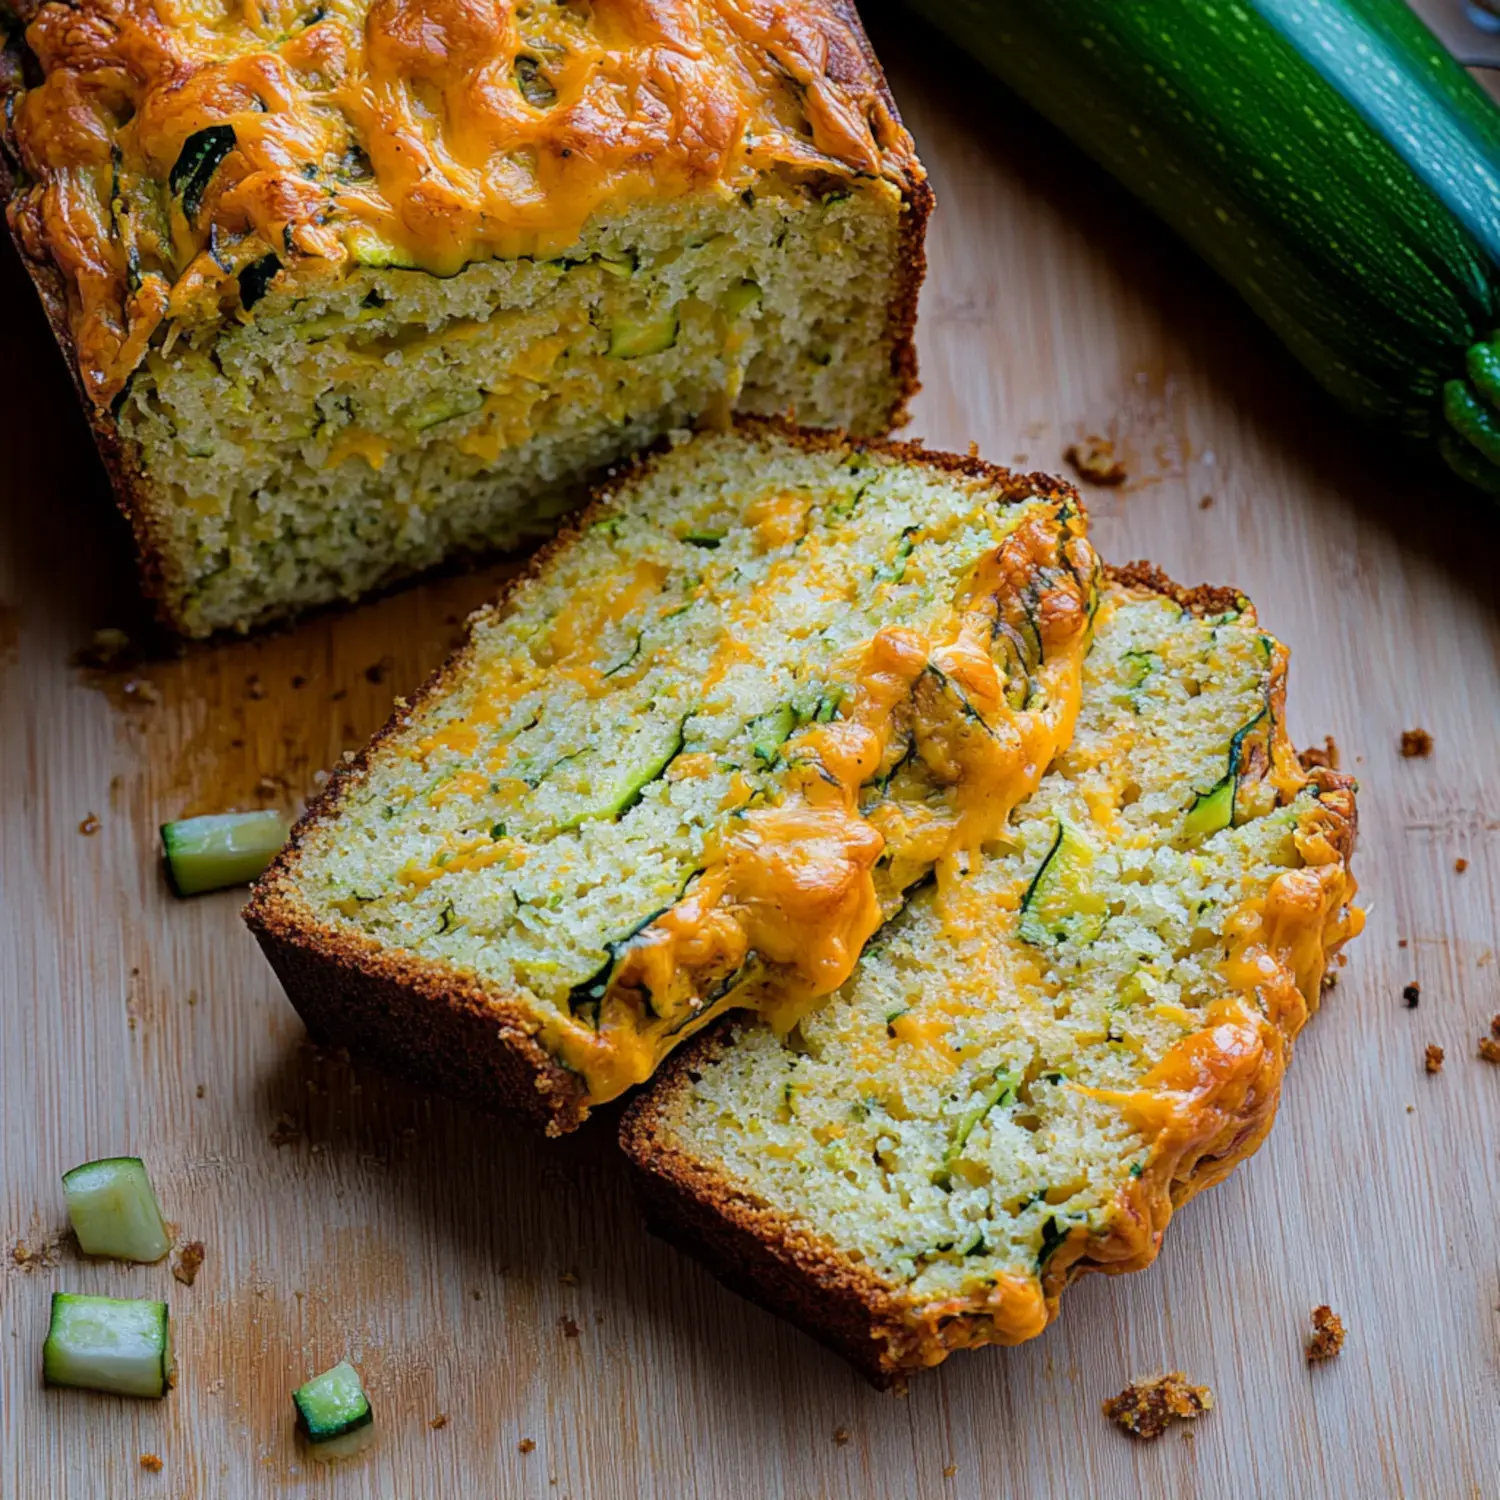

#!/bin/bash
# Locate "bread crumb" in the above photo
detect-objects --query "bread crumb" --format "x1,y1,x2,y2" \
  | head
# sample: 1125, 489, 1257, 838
833, 1427, 851, 1446
1402, 982, 1420, 1009
559, 1315, 580, 1339
10, 1233, 61, 1271
245, 673, 267, 700
1425, 1043, 1445, 1074
78, 813, 101, 836
1455, 857, 1469, 874
1306, 1305, 1345, 1361
942, 1464, 957, 1478
1298, 736, 1340, 771
139, 1454, 163, 1472
1198, 494, 1214, 510
195, 1084, 205, 1099
1064, 437, 1127, 487
1398, 939, 1408, 949
122, 677, 160, 706
1102, 1372, 1213, 1441
518, 1439, 536, 1454
268, 1114, 301, 1147
429, 1413, 448, 1430
365, 656, 394, 685
1479, 1035, 1500, 1064
171, 1240, 205, 1287
1400, 728, 1433, 758
558, 1269, 580, 1287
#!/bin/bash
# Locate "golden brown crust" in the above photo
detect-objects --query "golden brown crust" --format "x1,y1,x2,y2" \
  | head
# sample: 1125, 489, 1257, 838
4, 0, 927, 410
619, 566, 1363, 1386
1104, 559, 1248, 619
243, 418, 1083, 1140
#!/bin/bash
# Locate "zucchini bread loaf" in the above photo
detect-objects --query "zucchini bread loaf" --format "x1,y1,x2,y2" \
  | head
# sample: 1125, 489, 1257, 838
1, 0, 929, 636
621, 565, 1362, 1385
245, 420, 1100, 1131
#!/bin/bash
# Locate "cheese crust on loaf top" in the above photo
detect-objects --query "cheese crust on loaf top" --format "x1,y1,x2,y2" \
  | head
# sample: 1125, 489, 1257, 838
4, 0, 924, 409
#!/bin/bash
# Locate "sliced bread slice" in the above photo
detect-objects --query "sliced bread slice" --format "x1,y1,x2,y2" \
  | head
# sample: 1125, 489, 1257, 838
245, 420, 1100, 1132
620, 564, 1362, 1385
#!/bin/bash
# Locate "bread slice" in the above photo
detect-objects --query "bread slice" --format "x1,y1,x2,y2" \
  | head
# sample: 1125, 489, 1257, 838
2, 0, 928, 636
245, 420, 1100, 1133
620, 564, 1363, 1385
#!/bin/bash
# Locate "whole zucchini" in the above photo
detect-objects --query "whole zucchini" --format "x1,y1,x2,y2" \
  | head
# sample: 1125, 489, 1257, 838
902, 0, 1500, 493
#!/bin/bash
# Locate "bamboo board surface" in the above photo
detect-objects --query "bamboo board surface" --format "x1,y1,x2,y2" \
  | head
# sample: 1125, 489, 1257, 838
2, 15, 1499, 1500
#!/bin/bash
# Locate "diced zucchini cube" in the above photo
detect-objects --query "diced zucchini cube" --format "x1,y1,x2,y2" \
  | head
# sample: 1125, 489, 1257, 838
161, 810, 289, 896
294, 1360, 374, 1460
43, 1294, 171, 1398
62, 1156, 170, 1263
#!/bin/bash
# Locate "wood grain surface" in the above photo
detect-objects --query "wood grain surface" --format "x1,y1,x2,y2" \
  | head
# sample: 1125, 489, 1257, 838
3, 13, 1499, 1499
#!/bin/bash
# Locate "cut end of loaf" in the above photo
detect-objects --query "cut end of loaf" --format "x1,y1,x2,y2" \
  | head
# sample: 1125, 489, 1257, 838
117, 184, 925, 636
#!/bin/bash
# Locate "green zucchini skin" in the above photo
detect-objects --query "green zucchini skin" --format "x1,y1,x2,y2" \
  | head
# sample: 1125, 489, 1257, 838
902, 0, 1500, 492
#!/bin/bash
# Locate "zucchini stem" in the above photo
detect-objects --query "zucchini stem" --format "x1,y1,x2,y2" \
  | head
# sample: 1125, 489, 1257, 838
1443, 376, 1500, 467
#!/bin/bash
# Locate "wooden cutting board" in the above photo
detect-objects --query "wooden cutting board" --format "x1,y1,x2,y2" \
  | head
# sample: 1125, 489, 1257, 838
3, 17, 1498, 1499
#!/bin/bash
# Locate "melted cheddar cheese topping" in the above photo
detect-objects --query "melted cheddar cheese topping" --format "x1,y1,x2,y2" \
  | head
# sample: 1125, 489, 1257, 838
544, 513, 1099, 1102
5, 0, 922, 408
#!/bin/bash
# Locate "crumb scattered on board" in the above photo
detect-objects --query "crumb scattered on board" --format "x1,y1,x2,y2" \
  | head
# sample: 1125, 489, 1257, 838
78, 813, 100, 836
1064, 436, 1128, 486
559, 1315, 580, 1339
518, 1438, 536, 1454
1102, 1373, 1214, 1441
139, 1454, 163, 1473
1403, 983, 1420, 1009
1478, 1019, 1500, 1064
1455, 858, 1469, 874
10, 1233, 63, 1271
833, 1427, 851, 1447
1198, 493, 1214, 510
558, 1269, 580, 1287
171, 1240, 205, 1287
268, 1114, 301, 1147
943, 1464, 957, 1478
1400, 728, 1433, 758
1298, 736, 1340, 771
1425, 1043, 1445, 1075
1307, 1305, 1345, 1362
429, 1414, 448, 1430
